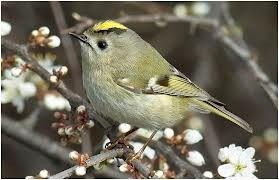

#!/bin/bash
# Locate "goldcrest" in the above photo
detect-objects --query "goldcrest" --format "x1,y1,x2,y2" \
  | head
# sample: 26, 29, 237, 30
70, 20, 253, 133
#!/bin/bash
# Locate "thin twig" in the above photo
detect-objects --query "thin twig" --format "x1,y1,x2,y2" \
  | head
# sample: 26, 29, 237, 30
63, 13, 219, 34
49, 1, 82, 93
49, 148, 126, 179
21, 107, 42, 129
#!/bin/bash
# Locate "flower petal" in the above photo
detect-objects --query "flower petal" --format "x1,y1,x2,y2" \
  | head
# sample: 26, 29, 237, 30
218, 163, 235, 177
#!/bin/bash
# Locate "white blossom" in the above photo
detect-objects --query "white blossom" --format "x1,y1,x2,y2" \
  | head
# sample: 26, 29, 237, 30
38, 26, 50, 36
173, 3, 188, 17
43, 93, 71, 111
11, 67, 22, 77
130, 141, 156, 160
217, 144, 259, 178
163, 128, 174, 139
186, 150, 205, 166
1, 21, 11, 36
47, 35, 61, 48
39, 169, 49, 178
18, 82, 37, 98
183, 129, 203, 144
203, 171, 213, 178
75, 166, 86, 176
118, 123, 132, 133
191, 2, 210, 16
1, 71, 37, 113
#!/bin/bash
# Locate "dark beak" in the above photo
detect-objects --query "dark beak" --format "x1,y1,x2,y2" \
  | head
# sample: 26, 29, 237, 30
69, 32, 88, 44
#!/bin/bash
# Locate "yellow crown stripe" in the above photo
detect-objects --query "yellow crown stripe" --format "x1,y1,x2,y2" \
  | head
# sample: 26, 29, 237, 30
93, 20, 128, 32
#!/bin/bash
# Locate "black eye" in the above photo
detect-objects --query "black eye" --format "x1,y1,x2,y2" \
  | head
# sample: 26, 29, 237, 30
97, 40, 108, 50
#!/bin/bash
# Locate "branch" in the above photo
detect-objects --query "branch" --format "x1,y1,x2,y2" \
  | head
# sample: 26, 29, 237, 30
49, 148, 125, 179
63, 13, 219, 34
1, 38, 112, 130
218, 32, 278, 108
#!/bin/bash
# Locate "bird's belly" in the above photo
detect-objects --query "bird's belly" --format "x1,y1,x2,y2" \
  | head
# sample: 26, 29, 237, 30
86, 83, 187, 130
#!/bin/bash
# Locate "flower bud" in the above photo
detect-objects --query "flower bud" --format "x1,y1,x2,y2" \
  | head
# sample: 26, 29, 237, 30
39, 169, 49, 178
38, 26, 50, 36
57, 127, 65, 136
191, 2, 210, 16
154, 170, 164, 178
118, 123, 131, 133
203, 171, 213, 178
60, 66, 68, 76
183, 129, 203, 144
25, 176, 34, 179
31, 30, 39, 37
75, 166, 86, 176
186, 151, 205, 166
1, 21, 11, 36
47, 35, 61, 48
86, 120, 95, 128
77, 105, 86, 113
69, 151, 79, 160
65, 126, 74, 135
163, 128, 174, 139
49, 75, 58, 83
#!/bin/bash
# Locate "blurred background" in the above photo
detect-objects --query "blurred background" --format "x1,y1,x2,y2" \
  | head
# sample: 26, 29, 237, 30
1, 1, 277, 178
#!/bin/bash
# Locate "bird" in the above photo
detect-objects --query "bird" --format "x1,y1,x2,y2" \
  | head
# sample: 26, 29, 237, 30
70, 20, 253, 158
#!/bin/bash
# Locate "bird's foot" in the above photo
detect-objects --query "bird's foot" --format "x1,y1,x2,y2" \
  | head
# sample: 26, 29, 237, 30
126, 151, 143, 163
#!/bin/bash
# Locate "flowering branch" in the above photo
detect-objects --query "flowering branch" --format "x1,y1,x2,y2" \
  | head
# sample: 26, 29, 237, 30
49, 149, 126, 179
2, 115, 153, 178
1, 38, 112, 131
65, 11, 277, 108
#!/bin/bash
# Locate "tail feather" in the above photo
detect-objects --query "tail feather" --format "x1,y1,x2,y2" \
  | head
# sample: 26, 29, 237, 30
195, 100, 253, 133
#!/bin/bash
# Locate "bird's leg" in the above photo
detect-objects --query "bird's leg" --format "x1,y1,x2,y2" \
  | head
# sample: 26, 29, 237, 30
106, 127, 138, 150
127, 130, 158, 162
